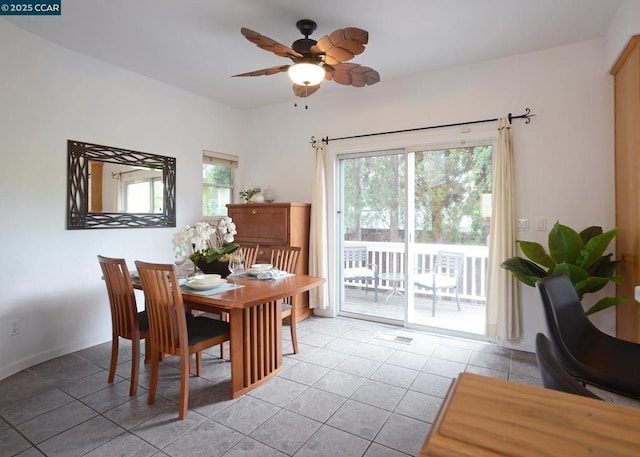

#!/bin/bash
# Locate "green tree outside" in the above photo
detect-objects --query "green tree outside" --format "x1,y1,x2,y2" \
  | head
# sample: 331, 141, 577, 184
343, 146, 492, 245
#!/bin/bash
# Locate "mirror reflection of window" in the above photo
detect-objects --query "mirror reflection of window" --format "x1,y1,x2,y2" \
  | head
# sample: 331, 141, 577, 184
88, 160, 163, 213
122, 172, 163, 214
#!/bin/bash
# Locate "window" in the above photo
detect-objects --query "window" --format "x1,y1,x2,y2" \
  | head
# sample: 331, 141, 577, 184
124, 177, 163, 213
120, 168, 164, 214
202, 151, 238, 218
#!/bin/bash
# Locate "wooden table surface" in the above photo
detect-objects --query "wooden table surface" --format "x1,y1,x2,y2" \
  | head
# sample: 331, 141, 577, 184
420, 372, 640, 457
181, 274, 324, 310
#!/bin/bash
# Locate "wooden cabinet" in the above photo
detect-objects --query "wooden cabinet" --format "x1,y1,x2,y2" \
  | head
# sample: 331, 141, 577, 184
612, 36, 640, 343
227, 202, 312, 321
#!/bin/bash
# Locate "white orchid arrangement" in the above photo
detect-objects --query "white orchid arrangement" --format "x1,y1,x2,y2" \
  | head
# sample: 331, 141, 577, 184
172, 217, 240, 265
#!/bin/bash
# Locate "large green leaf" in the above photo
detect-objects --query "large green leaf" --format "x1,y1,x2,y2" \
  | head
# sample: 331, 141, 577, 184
501, 257, 547, 287
548, 222, 584, 264
517, 241, 555, 269
586, 297, 626, 315
579, 226, 602, 244
577, 227, 619, 269
574, 276, 610, 297
587, 254, 616, 278
552, 263, 588, 286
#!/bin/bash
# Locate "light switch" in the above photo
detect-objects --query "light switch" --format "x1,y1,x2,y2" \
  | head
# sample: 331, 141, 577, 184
516, 219, 529, 231
537, 219, 547, 231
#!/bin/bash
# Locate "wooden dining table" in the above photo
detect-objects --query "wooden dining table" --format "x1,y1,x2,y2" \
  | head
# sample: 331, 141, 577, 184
178, 274, 324, 398
420, 372, 640, 457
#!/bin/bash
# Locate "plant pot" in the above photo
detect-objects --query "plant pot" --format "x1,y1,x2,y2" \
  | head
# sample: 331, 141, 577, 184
197, 260, 230, 278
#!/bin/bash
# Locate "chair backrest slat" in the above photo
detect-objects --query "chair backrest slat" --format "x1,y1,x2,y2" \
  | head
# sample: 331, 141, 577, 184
344, 246, 368, 264
242, 244, 260, 269
435, 251, 464, 277
98, 255, 139, 339
270, 246, 301, 273
135, 261, 188, 357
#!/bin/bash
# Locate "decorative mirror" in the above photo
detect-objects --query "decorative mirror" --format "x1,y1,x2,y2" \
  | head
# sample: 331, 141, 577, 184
67, 140, 176, 229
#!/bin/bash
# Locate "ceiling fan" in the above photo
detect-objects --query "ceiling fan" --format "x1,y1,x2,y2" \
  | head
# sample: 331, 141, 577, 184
232, 19, 380, 98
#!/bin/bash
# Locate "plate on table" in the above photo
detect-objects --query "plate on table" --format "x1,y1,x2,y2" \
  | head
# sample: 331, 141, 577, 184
185, 276, 226, 290
247, 268, 275, 276
247, 264, 273, 276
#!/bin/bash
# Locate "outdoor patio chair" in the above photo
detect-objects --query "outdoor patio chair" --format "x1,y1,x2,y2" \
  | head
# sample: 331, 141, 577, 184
343, 246, 379, 302
415, 251, 464, 317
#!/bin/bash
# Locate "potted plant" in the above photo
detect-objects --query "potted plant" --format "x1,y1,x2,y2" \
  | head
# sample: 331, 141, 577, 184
172, 217, 240, 277
239, 186, 261, 203
501, 221, 624, 314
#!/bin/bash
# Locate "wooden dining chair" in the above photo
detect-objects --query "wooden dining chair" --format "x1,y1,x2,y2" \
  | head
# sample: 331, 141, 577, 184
270, 246, 302, 354
134, 260, 231, 420
97, 255, 149, 396
241, 244, 260, 269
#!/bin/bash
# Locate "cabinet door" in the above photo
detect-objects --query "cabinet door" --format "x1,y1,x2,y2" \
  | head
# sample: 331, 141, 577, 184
230, 206, 290, 245
613, 37, 640, 342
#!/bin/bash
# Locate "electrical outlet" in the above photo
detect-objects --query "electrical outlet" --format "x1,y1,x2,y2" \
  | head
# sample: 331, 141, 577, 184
9, 319, 19, 336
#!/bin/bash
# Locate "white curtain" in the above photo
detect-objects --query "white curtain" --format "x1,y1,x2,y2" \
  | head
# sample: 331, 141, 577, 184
309, 140, 329, 309
486, 117, 521, 340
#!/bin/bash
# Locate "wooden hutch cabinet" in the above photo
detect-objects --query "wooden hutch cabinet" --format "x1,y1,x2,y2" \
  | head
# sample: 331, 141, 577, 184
227, 202, 312, 320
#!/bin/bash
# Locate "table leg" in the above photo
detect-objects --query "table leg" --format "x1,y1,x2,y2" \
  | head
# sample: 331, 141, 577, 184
385, 280, 404, 303
229, 300, 284, 398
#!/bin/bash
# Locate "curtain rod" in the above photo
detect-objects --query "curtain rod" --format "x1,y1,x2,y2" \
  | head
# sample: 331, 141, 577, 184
310, 108, 535, 148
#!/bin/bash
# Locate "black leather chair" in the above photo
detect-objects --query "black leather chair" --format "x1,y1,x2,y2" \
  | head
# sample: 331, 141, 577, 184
535, 333, 602, 400
536, 274, 640, 400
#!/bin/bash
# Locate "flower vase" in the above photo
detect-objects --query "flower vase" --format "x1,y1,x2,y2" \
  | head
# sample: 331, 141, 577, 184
197, 260, 231, 278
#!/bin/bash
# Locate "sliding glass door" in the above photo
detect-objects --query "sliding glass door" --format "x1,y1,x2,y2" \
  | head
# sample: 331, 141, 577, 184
339, 150, 406, 323
406, 144, 491, 335
338, 142, 491, 336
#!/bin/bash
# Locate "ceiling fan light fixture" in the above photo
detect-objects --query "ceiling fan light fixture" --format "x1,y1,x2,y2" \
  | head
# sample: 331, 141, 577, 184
288, 62, 325, 86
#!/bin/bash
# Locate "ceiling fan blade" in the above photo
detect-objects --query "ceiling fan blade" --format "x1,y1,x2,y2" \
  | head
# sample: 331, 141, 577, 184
313, 28, 368, 65
241, 27, 303, 59
232, 65, 290, 77
293, 84, 321, 98
326, 63, 380, 87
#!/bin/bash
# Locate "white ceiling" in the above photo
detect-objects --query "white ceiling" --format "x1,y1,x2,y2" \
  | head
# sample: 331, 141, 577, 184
4, 0, 620, 110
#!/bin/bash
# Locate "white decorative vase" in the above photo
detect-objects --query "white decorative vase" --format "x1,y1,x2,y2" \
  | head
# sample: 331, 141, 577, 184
264, 186, 276, 203
251, 193, 265, 203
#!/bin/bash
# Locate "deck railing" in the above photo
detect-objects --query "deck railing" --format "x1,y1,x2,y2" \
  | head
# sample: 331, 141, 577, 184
344, 241, 489, 303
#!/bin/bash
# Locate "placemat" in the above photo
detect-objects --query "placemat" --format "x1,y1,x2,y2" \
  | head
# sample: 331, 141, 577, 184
239, 272, 295, 281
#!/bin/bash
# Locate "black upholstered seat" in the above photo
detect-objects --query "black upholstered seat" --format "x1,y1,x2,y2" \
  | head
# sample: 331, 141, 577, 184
536, 274, 640, 400
535, 333, 602, 400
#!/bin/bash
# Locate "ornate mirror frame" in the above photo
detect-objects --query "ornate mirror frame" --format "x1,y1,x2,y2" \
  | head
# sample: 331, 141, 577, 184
66, 140, 176, 229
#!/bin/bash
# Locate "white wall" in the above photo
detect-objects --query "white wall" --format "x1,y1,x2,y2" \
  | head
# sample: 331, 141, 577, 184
0, 21, 242, 379
605, 0, 640, 69
241, 39, 616, 352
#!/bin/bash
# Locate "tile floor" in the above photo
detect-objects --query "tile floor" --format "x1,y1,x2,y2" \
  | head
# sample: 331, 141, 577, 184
1, 316, 634, 457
